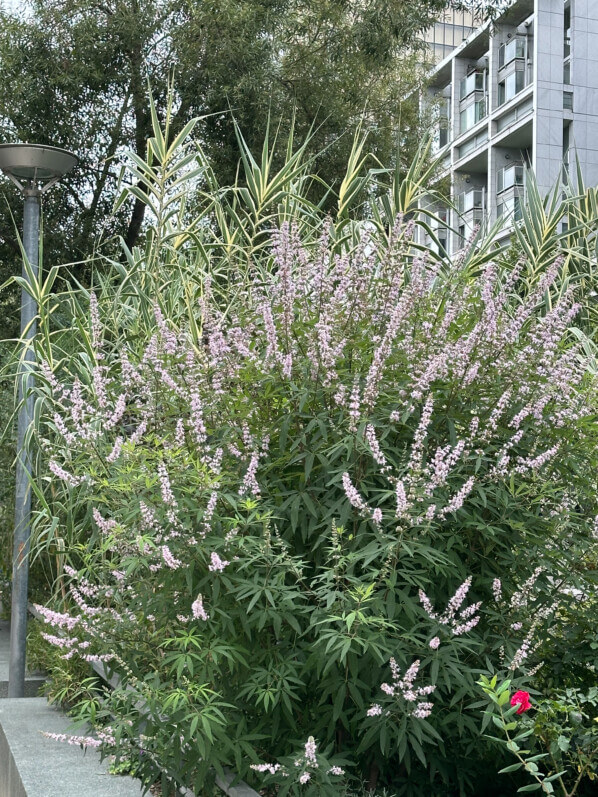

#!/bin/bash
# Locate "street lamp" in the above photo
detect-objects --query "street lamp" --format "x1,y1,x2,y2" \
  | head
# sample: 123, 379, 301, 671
0, 143, 78, 697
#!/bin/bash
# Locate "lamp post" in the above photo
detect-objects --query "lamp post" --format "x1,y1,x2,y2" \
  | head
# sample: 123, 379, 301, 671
0, 144, 78, 697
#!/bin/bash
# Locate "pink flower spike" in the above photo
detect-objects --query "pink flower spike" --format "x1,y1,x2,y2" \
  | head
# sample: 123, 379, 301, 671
208, 551, 229, 572
191, 594, 209, 621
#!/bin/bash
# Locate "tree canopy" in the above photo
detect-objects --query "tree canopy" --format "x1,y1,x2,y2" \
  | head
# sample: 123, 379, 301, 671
0, 0, 492, 306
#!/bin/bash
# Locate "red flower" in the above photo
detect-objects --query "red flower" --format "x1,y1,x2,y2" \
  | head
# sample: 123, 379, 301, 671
510, 690, 532, 714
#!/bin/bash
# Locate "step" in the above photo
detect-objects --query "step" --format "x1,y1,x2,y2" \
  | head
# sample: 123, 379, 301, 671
0, 698, 145, 797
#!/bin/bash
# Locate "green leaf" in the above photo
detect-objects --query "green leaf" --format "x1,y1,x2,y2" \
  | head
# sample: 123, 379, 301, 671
513, 729, 535, 742
544, 771, 568, 782
498, 763, 523, 774
557, 735, 570, 752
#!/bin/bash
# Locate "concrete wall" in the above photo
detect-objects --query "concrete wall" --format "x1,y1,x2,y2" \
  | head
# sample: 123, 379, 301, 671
568, 0, 598, 187
533, 0, 567, 194
0, 699, 144, 797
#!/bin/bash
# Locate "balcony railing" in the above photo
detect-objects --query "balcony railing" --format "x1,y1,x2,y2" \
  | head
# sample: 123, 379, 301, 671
497, 194, 524, 222
460, 70, 486, 100
497, 164, 524, 194
498, 68, 527, 106
431, 95, 451, 153
459, 98, 487, 134
498, 37, 526, 69
457, 188, 485, 214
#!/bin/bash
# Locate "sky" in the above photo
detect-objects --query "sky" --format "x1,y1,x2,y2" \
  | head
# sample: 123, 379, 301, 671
0, 0, 31, 15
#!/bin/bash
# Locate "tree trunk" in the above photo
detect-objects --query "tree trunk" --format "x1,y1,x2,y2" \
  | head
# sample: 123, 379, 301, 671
124, 39, 150, 251
367, 760, 380, 791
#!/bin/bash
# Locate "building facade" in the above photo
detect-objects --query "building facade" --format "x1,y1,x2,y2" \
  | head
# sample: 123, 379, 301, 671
423, 9, 480, 64
425, 0, 598, 254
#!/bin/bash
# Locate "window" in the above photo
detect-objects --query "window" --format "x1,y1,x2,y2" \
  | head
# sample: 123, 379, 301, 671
498, 70, 526, 105
497, 195, 522, 221
564, 61, 570, 85
459, 98, 486, 133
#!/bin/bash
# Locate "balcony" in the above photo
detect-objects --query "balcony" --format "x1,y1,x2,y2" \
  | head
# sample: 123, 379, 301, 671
458, 68, 487, 135
497, 35, 531, 108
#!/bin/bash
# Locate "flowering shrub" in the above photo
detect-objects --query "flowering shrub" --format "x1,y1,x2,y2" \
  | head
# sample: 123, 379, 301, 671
31, 120, 598, 795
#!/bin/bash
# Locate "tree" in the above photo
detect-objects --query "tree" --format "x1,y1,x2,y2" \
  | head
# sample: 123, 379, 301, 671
0, 0, 488, 317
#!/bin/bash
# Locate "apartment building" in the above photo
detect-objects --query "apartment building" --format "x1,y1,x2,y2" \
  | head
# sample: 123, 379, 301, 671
424, 0, 598, 254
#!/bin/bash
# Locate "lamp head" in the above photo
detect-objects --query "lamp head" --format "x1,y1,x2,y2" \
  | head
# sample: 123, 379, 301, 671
0, 143, 78, 194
